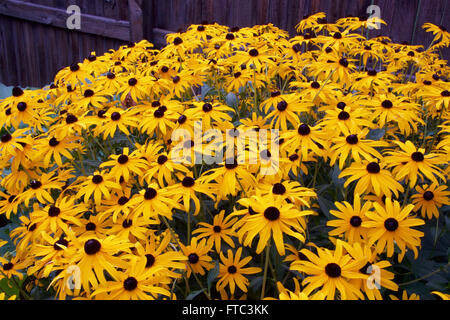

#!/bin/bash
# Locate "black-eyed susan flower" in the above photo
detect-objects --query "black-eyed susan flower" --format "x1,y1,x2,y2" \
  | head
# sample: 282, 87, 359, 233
362, 198, 425, 261
30, 196, 85, 234
192, 210, 237, 252
411, 183, 450, 219
100, 147, 148, 183
64, 234, 131, 294
216, 247, 261, 295
327, 193, 371, 243
179, 237, 214, 277
339, 159, 404, 198
235, 194, 314, 255
290, 240, 367, 300
75, 171, 122, 206
384, 140, 446, 188
92, 257, 170, 300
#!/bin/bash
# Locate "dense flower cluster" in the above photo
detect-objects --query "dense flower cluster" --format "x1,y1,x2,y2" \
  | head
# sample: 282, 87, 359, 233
0, 12, 449, 300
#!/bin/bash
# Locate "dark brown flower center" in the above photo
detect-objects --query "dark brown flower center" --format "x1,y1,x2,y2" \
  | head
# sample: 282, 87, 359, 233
145, 254, 155, 267
271, 91, 281, 97
310, 81, 320, 89
264, 206, 280, 221
338, 111, 350, 120
122, 219, 133, 228
123, 277, 138, 291
111, 112, 121, 121
423, 191, 434, 201
228, 265, 237, 274
48, 206, 61, 217
30, 180, 42, 189
118, 196, 129, 205
366, 162, 381, 174
188, 253, 199, 264
54, 239, 69, 251
84, 239, 101, 255
350, 216, 362, 227
346, 134, 359, 145
272, 183, 286, 195
381, 100, 393, 109
213, 225, 221, 233
226, 33, 235, 40
292, 43, 302, 53
144, 188, 157, 200
118, 154, 129, 164
297, 123, 311, 136
157, 155, 168, 165
337, 101, 346, 109
154, 108, 165, 118
49, 137, 60, 147
128, 78, 138, 86
172, 76, 180, 84
83, 89, 94, 98
85, 222, 96, 231
12, 86, 24, 97
92, 175, 103, 184
333, 32, 342, 39
339, 58, 349, 67
173, 37, 183, 45
178, 115, 187, 124
325, 263, 341, 277
66, 114, 78, 124
277, 100, 288, 111
384, 218, 399, 231
411, 151, 424, 162
3, 262, 14, 271
225, 158, 238, 170
17, 102, 27, 112
182, 177, 195, 187
1, 133, 12, 143
202, 103, 213, 112
249, 49, 259, 57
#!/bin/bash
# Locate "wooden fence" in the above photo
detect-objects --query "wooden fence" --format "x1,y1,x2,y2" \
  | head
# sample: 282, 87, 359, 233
0, 0, 448, 87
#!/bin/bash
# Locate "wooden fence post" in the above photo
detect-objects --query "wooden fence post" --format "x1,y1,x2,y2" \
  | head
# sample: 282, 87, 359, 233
128, 0, 143, 43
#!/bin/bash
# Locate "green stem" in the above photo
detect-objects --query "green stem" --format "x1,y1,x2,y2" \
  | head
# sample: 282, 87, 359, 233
399, 262, 449, 286
402, 184, 411, 206
434, 215, 439, 247
311, 160, 319, 189
0, 270, 32, 300
260, 241, 271, 299
76, 148, 86, 176
187, 211, 191, 244
427, 107, 444, 153
160, 216, 211, 300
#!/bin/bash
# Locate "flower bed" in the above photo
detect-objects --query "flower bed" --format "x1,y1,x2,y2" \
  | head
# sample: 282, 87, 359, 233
0, 13, 449, 300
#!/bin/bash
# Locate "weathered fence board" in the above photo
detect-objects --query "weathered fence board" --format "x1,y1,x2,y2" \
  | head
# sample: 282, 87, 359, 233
0, 0, 448, 87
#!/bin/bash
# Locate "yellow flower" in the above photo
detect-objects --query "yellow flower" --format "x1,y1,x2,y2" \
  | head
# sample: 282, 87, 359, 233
216, 247, 261, 295
362, 198, 425, 261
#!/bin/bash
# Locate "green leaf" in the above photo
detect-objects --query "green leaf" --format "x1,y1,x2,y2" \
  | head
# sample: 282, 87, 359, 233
186, 289, 205, 300
317, 196, 335, 219
225, 92, 237, 107
207, 260, 219, 291
367, 128, 385, 140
